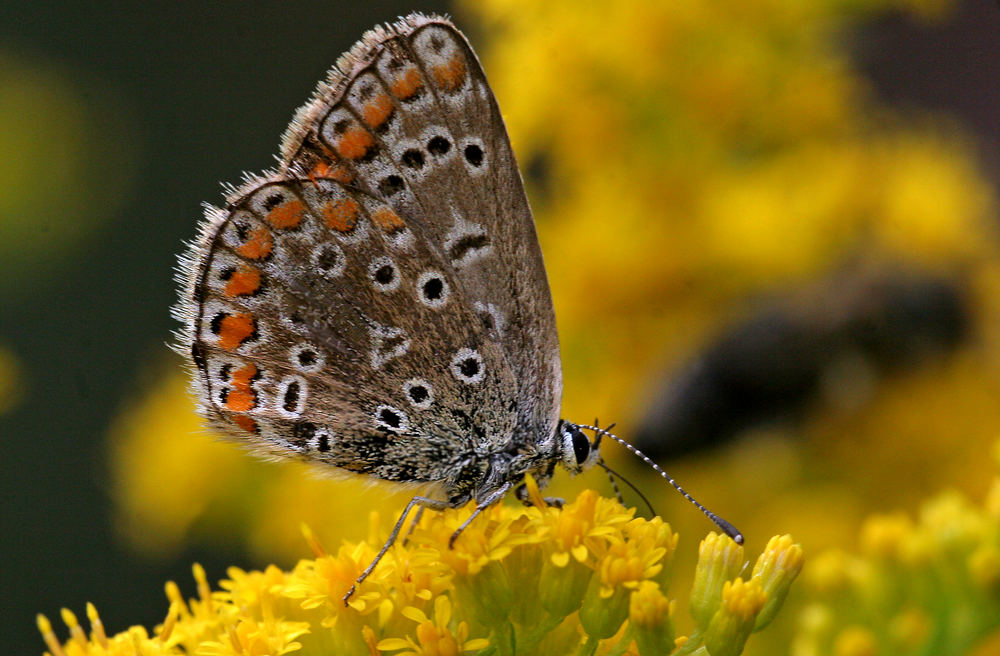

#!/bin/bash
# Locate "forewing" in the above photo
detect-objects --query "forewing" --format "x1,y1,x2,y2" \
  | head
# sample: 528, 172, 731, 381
282, 14, 562, 449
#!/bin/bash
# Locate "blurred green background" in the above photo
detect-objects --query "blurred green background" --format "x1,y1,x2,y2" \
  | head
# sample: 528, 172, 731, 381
4, 0, 1000, 654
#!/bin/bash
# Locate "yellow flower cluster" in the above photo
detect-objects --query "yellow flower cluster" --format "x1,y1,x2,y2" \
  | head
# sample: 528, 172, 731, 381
792, 472, 1000, 656
38, 487, 802, 656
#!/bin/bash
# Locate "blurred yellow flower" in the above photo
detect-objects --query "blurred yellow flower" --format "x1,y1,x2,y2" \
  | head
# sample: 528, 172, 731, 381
0, 49, 137, 290
792, 459, 1000, 656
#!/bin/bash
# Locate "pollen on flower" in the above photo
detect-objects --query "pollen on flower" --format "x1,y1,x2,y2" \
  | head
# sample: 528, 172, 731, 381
721, 578, 767, 620
36, 613, 63, 656
629, 580, 673, 627
796, 469, 1000, 656
598, 540, 662, 595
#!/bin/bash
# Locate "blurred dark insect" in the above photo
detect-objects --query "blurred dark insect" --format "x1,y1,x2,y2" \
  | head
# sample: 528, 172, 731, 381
633, 263, 970, 460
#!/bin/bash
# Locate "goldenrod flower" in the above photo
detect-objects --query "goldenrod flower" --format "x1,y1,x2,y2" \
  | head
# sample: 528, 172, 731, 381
376, 597, 488, 656
794, 467, 1000, 656
703, 578, 767, 656
751, 534, 805, 630
689, 531, 745, 628
629, 581, 676, 655
37, 490, 799, 656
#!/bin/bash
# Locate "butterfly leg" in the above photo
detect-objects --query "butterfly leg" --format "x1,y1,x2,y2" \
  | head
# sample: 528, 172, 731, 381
401, 505, 425, 546
343, 495, 450, 605
448, 481, 513, 548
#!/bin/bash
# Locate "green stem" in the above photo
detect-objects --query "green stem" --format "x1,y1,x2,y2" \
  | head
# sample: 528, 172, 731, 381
516, 614, 565, 652
575, 635, 600, 656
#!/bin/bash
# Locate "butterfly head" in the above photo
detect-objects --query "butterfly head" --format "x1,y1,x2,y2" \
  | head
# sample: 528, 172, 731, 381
556, 420, 601, 475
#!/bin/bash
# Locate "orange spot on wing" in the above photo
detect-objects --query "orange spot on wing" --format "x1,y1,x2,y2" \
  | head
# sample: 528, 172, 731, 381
433, 55, 466, 92
391, 67, 423, 99
310, 160, 354, 184
322, 198, 360, 232
225, 362, 258, 411
218, 313, 255, 350
224, 266, 261, 297
311, 161, 332, 178
266, 200, 305, 229
372, 207, 406, 234
336, 127, 374, 160
236, 227, 273, 260
362, 94, 394, 128
231, 414, 258, 433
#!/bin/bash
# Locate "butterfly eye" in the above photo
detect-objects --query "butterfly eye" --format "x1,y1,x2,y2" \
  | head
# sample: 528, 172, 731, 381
571, 427, 590, 465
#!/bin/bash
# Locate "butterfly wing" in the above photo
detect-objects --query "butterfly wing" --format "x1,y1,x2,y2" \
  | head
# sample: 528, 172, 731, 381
283, 14, 562, 452
175, 14, 560, 496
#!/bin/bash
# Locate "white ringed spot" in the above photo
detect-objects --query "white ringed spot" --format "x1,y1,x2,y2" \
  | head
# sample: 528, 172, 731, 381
451, 348, 485, 385
369, 256, 401, 293
416, 270, 449, 308
403, 378, 435, 409
375, 404, 409, 434
277, 375, 308, 417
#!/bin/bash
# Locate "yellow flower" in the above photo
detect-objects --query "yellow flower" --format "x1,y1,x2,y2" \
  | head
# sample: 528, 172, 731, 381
832, 626, 878, 656
536, 488, 633, 568
859, 513, 913, 560
751, 534, 805, 630
629, 581, 676, 656
411, 501, 540, 577
197, 613, 308, 656
690, 532, 745, 628
703, 578, 768, 656
794, 448, 1000, 656
38, 490, 798, 656
376, 596, 488, 656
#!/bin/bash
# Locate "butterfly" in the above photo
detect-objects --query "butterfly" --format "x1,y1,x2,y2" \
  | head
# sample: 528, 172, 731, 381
174, 12, 740, 603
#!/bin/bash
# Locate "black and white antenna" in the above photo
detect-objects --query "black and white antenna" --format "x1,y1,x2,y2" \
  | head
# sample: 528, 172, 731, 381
580, 422, 744, 544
